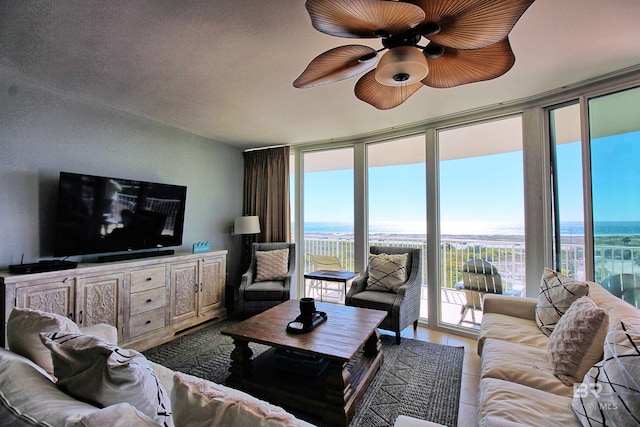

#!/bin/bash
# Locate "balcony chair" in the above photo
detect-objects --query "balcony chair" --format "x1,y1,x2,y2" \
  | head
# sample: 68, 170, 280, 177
457, 258, 502, 325
345, 246, 422, 344
308, 254, 344, 301
601, 273, 640, 308
238, 242, 296, 315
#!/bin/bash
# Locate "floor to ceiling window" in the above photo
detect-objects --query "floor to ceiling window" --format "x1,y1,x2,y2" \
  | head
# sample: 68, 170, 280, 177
367, 135, 427, 318
549, 103, 586, 280
437, 116, 526, 329
302, 148, 354, 302
589, 86, 640, 307
291, 74, 639, 335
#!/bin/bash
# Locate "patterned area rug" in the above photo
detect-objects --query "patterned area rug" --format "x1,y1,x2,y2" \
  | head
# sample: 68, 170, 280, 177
143, 319, 464, 427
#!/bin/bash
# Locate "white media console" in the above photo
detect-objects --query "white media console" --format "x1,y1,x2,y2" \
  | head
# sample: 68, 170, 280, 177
1, 250, 227, 350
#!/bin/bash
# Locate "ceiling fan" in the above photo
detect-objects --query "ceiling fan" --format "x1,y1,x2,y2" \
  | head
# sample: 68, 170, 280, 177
293, 0, 536, 110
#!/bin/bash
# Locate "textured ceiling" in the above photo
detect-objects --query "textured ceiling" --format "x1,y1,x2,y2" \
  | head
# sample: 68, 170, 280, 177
1, 0, 639, 149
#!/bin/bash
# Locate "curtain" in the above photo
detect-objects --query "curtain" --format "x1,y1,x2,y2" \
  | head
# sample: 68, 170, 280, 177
242, 147, 290, 259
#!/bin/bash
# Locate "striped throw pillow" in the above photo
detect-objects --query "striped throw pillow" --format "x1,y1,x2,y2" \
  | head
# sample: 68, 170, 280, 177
572, 320, 640, 425
366, 253, 408, 292
536, 268, 589, 336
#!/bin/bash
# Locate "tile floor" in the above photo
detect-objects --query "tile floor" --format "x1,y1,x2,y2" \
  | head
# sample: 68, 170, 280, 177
389, 325, 481, 427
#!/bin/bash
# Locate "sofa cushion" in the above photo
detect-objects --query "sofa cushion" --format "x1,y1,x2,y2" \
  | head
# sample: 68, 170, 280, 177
72, 403, 162, 427
40, 332, 173, 427
478, 378, 580, 427
366, 252, 408, 292
255, 248, 289, 282
572, 319, 640, 426
478, 312, 548, 355
0, 347, 100, 426
536, 268, 589, 336
481, 338, 573, 397
171, 371, 314, 427
7, 307, 82, 376
547, 296, 608, 386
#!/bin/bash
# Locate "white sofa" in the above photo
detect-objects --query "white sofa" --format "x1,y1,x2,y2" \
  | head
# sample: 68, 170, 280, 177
476, 272, 640, 426
0, 308, 314, 427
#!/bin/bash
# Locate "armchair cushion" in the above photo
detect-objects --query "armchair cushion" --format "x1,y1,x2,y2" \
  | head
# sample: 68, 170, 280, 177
366, 252, 408, 292
255, 248, 289, 282
243, 281, 286, 301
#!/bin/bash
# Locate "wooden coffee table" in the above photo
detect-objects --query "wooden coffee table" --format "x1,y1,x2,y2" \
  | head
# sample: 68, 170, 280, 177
221, 299, 386, 426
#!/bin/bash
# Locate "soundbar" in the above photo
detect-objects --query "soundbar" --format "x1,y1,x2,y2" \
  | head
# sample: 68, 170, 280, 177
9, 260, 78, 274
97, 249, 175, 263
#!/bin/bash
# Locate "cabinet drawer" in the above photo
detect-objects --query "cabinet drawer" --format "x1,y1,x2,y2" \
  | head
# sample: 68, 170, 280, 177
130, 287, 166, 316
130, 267, 166, 293
129, 308, 165, 338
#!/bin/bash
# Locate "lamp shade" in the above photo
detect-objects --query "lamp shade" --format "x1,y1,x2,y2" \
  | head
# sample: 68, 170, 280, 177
375, 46, 429, 86
234, 216, 261, 235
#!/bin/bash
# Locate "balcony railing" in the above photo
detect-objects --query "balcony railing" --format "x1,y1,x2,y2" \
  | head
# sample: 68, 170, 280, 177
303, 236, 640, 291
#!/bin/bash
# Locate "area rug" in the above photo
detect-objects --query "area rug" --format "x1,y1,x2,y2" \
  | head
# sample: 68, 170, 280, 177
143, 319, 465, 427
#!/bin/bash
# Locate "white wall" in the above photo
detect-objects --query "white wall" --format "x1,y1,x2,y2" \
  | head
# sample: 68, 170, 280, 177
0, 72, 245, 285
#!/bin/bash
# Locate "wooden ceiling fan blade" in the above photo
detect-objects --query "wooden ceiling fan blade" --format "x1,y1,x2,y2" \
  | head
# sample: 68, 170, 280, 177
415, 0, 535, 50
305, 0, 425, 39
422, 38, 515, 88
293, 45, 377, 88
354, 69, 422, 109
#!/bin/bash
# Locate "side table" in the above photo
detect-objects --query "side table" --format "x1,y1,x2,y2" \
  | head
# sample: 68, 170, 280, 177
304, 270, 359, 303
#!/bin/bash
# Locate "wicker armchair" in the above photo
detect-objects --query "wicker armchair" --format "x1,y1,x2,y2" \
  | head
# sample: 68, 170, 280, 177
345, 246, 422, 344
238, 242, 296, 314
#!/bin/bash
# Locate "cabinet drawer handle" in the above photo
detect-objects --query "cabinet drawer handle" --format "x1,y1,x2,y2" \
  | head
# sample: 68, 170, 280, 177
146, 299, 152, 303
145, 320, 151, 324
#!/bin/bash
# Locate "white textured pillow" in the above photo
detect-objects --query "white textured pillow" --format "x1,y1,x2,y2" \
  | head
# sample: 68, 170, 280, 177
366, 253, 408, 292
7, 307, 82, 376
536, 268, 589, 336
171, 372, 311, 427
40, 332, 173, 427
255, 248, 289, 282
572, 320, 640, 426
547, 296, 608, 386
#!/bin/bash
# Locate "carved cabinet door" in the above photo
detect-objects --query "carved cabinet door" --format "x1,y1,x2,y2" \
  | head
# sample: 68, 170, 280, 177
199, 255, 226, 316
76, 272, 125, 339
170, 261, 199, 323
15, 278, 75, 320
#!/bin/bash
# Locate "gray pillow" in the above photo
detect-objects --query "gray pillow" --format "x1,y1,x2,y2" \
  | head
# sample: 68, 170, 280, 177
40, 332, 173, 427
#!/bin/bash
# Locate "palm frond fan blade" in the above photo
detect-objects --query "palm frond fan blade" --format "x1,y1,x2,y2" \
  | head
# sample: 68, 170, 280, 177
293, 45, 377, 88
415, 0, 535, 49
305, 0, 425, 39
354, 69, 422, 110
422, 38, 515, 88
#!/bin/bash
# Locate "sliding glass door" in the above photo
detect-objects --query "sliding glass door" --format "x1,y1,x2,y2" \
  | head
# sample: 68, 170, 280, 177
438, 116, 526, 329
589, 87, 640, 307
367, 135, 427, 318
302, 148, 354, 302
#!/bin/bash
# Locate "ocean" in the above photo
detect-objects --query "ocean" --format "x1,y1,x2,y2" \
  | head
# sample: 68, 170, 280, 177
300, 221, 640, 236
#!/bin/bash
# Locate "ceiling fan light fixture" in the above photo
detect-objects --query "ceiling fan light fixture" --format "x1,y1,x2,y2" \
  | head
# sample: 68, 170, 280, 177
374, 46, 429, 86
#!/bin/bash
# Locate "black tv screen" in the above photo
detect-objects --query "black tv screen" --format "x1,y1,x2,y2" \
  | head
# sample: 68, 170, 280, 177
54, 172, 187, 257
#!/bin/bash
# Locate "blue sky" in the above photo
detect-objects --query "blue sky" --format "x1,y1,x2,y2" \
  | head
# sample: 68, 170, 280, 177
299, 131, 640, 232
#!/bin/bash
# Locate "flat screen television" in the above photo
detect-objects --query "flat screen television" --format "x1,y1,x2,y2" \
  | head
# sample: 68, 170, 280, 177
54, 172, 187, 258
